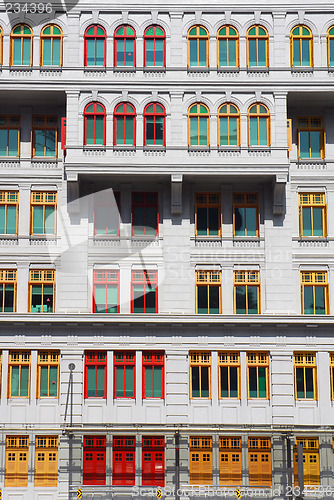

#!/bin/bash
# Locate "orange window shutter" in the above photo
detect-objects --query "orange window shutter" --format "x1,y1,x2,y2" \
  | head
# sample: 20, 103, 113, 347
202, 452, 212, 484
190, 452, 200, 484
18, 451, 29, 486
47, 451, 58, 486
35, 452, 46, 486
308, 454, 320, 485
5, 451, 17, 487
287, 119, 292, 156
219, 451, 242, 485
260, 452, 272, 486
231, 452, 242, 485
248, 452, 259, 486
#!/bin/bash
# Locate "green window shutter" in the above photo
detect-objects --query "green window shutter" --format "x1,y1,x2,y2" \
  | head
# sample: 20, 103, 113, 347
302, 207, 312, 236
296, 367, 304, 398
43, 39, 52, 65
34, 130, 45, 156
4, 284, 14, 312
312, 208, 323, 236
219, 39, 228, 66
154, 366, 162, 397
116, 366, 124, 396
20, 366, 29, 397
95, 116, 104, 145
6, 205, 17, 234
11, 366, 20, 396
196, 207, 208, 235
200, 366, 209, 397
258, 367, 267, 398
245, 207, 257, 236
45, 129, 56, 157
247, 287, 258, 314
229, 366, 238, 397
40, 366, 49, 396
199, 117, 208, 145
0, 205, 6, 233
208, 286, 219, 314
52, 38, 61, 66
198, 39, 207, 66
303, 286, 314, 314
94, 285, 106, 312
249, 117, 258, 145
86, 40, 95, 66
86, 116, 95, 144
44, 206, 55, 234
248, 39, 257, 66
220, 117, 228, 145
191, 366, 200, 397
220, 366, 229, 397
22, 38, 31, 65
314, 286, 326, 315
189, 39, 197, 66
305, 368, 314, 399
125, 366, 133, 397
145, 366, 153, 397
234, 207, 245, 236
258, 117, 267, 146
299, 131, 309, 158
87, 366, 96, 397
96, 39, 104, 66
310, 131, 321, 158
106, 285, 118, 313
96, 366, 105, 397
49, 366, 58, 397
133, 285, 145, 312
197, 286, 208, 313
13, 38, 22, 65
248, 366, 257, 397
235, 286, 246, 314
301, 39, 310, 66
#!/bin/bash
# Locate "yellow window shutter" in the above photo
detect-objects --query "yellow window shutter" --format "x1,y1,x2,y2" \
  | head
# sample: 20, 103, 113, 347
287, 119, 292, 156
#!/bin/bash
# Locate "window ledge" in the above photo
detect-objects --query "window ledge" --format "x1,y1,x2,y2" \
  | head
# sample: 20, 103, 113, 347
143, 145, 166, 152
247, 67, 269, 73
188, 146, 210, 152
143, 67, 166, 73
217, 66, 240, 73
84, 66, 106, 72
187, 66, 210, 73
113, 67, 136, 73
113, 145, 136, 151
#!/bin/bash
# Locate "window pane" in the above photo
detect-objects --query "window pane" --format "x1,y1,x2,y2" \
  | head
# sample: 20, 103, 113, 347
115, 366, 124, 396
257, 39, 266, 66
293, 39, 300, 66
145, 289, 156, 313
305, 368, 314, 398
220, 117, 228, 145
219, 39, 228, 66
208, 286, 219, 314
43, 39, 52, 65
199, 117, 207, 145
304, 286, 314, 314
229, 117, 238, 146
145, 206, 157, 235
235, 286, 246, 314
132, 206, 145, 235
248, 39, 257, 66
258, 118, 267, 146
145, 366, 153, 397
198, 39, 207, 66
44, 129, 56, 156
125, 40, 134, 66
0, 205, 5, 233
95, 117, 104, 145
154, 116, 164, 145
8, 129, 19, 156
6, 205, 17, 234
116, 118, 124, 145
192, 366, 200, 397
246, 207, 257, 236
146, 117, 155, 145
296, 367, 304, 398
106, 285, 118, 313
312, 208, 323, 236
200, 366, 209, 397
189, 39, 197, 66
234, 207, 245, 236
249, 117, 258, 145
125, 366, 133, 396
86, 117, 95, 145
133, 285, 145, 313
49, 366, 58, 397
116, 40, 125, 66
125, 117, 134, 145
22, 38, 31, 65
230, 366, 238, 397
302, 207, 312, 236
330, 39, 334, 67
197, 207, 207, 235
258, 367, 266, 398
31, 284, 42, 312
190, 117, 198, 146
229, 39, 237, 66
208, 207, 219, 235
248, 366, 257, 397
247, 287, 258, 314
96, 366, 105, 397
34, 130, 45, 156
220, 366, 229, 397
33, 206, 44, 234
86, 40, 95, 66
310, 131, 321, 158
302, 39, 310, 66
299, 131, 309, 158
44, 206, 55, 234
87, 366, 96, 396
96, 39, 104, 66
314, 286, 325, 315
154, 366, 162, 397
43, 285, 53, 312
145, 39, 154, 66
52, 38, 61, 66
40, 366, 49, 396
197, 286, 208, 313
95, 285, 106, 313
11, 366, 20, 396
20, 366, 29, 397
13, 38, 22, 65
0, 129, 7, 155
4, 284, 14, 312
154, 39, 164, 66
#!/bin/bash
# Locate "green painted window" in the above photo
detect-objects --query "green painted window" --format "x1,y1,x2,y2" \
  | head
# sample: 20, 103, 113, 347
0, 116, 20, 157
84, 103, 106, 146
85, 352, 106, 398
11, 25, 32, 66
188, 103, 209, 146
143, 352, 164, 398
291, 26, 313, 67
114, 352, 135, 398
114, 103, 135, 146
85, 25, 106, 66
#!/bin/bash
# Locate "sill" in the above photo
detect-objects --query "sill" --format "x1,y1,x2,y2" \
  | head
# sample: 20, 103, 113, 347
113, 66, 136, 72
113, 145, 136, 151
291, 66, 314, 72
218, 146, 241, 152
187, 66, 210, 73
143, 66, 166, 73
84, 66, 106, 71
247, 66, 269, 73
188, 146, 210, 152
217, 66, 240, 73
143, 145, 166, 152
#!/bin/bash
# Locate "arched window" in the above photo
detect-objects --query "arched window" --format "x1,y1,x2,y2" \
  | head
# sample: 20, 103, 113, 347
0, 27, 3, 65
328, 27, 334, 67
84, 103, 106, 146
247, 25, 269, 67
187, 26, 209, 67
113, 103, 136, 145
290, 25, 313, 67
40, 25, 62, 66
217, 26, 239, 67
84, 25, 106, 66
114, 25, 136, 67
144, 25, 166, 67
218, 103, 240, 146
188, 103, 210, 146
144, 103, 166, 146
248, 103, 270, 147
10, 24, 33, 66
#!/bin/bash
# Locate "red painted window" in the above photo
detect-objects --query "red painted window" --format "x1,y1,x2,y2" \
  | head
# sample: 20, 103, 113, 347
84, 25, 106, 66
113, 103, 136, 146
114, 25, 136, 67
93, 270, 119, 314
143, 351, 164, 398
131, 192, 158, 236
83, 436, 106, 485
114, 352, 135, 398
143, 103, 166, 147
84, 352, 107, 398
61, 117, 66, 150
83, 102, 106, 146
94, 191, 120, 237
112, 436, 136, 485
131, 270, 158, 314
144, 26, 166, 67
142, 437, 165, 486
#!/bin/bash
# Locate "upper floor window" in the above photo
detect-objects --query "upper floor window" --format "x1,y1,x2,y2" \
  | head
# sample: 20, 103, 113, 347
84, 25, 106, 67
113, 102, 136, 146
30, 191, 56, 235
0, 116, 20, 157
290, 25, 313, 67
188, 103, 210, 147
37, 351, 59, 398
8, 351, 30, 398
195, 193, 221, 237
132, 192, 158, 236
297, 117, 324, 159
294, 352, 317, 400
94, 190, 120, 236
0, 191, 18, 235
187, 25, 209, 67
248, 103, 270, 147
144, 25, 165, 67
217, 26, 239, 67
298, 193, 327, 237
84, 103, 106, 146
84, 351, 107, 398
247, 352, 269, 399
114, 25, 136, 67
196, 270, 221, 314
131, 270, 158, 314
234, 270, 261, 314
190, 352, 211, 398
40, 25, 62, 66
114, 351, 135, 398
10, 24, 33, 66
0, 269, 17, 312
142, 352, 164, 398
29, 269, 55, 313
93, 270, 119, 314
327, 27, 334, 67
32, 116, 58, 157
218, 352, 240, 399
247, 25, 269, 67
301, 271, 329, 315
143, 103, 166, 146
218, 103, 240, 146
233, 193, 259, 237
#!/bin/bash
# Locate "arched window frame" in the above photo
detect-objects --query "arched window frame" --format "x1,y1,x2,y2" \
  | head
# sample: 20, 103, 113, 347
187, 25, 209, 67
247, 103, 270, 147
187, 103, 210, 147
290, 25, 314, 67
40, 24, 63, 67
217, 25, 239, 67
143, 103, 166, 147
217, 103, 240, 147
143, 25, 166, 67
114, 25, 136, 67
83, 102, 106, 146
113, 102, 136, 146
0, 27, 3, 65
10, 24, 33, 66
327, 26, 334, 67
246, 25, 269, 68
84, 25, 107, 67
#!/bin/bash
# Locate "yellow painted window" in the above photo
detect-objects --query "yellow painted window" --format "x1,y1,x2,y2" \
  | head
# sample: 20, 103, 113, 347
28, 269, 55, 313
327, 26, 334, 67
247, 25, 269, 68
287, 119, 292, 156
0, 27, 3, 65
195, 270, 222, 314
32, 116, 58, 158
297, 118, 325, 160
190, 352, 211, 398
188, 103, 210, 147
40, 25, 63, 66
247, 352, 269, 399
37, 351, 60, 398
30, 191, 57, 235
299, 193, 327, 237
0, 191, 19, 234
10, 24, 33, 66
294, 438, 319, 485
190, 437, 212, 484
248, 103, 270, 147
195, 193, 221, 237
8, 351, 30, 398
0, 118, 20, 157
330, 354, 334, 400
218, 103, 240, 147
233, 193, 259, 237
217, 26, 239, 67
187, 25, 209, 67
35, 436, 58, 486
218, 352, 240, 399
0, 269, 17, 312
290, 25, 313, 67
301, 271, 329, 315
219, 437, 242, 485
294, 352, 317, 400
234, 270, 260, 314
248, 437, 271, 486
5, 436, 29, 486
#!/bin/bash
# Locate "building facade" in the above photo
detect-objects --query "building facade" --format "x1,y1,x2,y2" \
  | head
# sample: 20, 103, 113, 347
1, 1, 334, 499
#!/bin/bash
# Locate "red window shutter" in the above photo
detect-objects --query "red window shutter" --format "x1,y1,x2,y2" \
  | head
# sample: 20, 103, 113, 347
61, 118, 66, 150
113, 437, 135, 485
83, 437, 106, 485
142, 437, 164, 486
